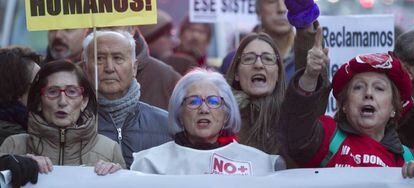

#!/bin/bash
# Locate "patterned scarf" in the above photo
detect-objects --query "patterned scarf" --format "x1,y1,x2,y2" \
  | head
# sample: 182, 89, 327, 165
98, 79, 141, 128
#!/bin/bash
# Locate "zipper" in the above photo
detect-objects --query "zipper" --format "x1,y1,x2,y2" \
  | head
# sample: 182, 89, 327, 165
116, 127, 122, 144
59, 129, 66, 165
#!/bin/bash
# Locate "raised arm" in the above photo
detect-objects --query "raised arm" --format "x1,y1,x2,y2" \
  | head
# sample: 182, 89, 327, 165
278, 27, 330, 166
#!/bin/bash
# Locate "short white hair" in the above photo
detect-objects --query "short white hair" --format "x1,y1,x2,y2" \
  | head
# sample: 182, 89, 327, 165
168, 68, 241, 135
82, 30, 136, 64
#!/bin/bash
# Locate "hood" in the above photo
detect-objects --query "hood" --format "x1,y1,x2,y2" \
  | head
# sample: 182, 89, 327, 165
27, 111, 98, 162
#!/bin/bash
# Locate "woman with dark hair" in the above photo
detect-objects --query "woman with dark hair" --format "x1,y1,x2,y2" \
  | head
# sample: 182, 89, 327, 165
225, 32, 286, 157
0, 60, 125, 186
0, 46, 41, 145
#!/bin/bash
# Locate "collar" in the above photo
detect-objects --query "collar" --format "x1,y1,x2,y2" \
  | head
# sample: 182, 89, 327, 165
174, 131, 237, 150
337, 120, 404, 154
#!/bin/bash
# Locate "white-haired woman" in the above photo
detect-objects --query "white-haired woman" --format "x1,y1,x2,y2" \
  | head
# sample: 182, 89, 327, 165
130, 69, 285, 175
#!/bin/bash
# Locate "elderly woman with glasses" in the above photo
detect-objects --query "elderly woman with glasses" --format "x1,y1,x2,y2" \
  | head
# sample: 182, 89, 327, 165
130, 68, 285, 175
0, 60, 125, 186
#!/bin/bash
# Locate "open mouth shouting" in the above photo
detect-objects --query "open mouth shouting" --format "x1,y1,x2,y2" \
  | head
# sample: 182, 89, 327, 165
251, 74, 267, 86
360, 105, 376, 117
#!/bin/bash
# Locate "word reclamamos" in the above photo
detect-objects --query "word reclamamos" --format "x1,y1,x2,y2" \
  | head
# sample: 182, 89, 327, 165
29, 0, 152, 16
323, 26, 393, 47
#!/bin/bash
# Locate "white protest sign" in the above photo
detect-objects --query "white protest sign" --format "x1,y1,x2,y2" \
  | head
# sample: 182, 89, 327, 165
318, 15, 394, 117
1, 166, 412, 188
189, 0, 257, 23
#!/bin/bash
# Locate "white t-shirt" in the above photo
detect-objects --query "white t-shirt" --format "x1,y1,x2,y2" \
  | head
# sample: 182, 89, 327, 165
130, 141, 285, 176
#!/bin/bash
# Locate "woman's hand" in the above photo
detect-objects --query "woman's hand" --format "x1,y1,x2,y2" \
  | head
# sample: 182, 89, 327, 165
94, 159, 122, 176
299, 26, 330, 92
402, 160, 414, 178
26, 154, 53, 174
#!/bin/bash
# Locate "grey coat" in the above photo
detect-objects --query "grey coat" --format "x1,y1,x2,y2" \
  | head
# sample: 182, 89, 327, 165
98, 101, 173, 168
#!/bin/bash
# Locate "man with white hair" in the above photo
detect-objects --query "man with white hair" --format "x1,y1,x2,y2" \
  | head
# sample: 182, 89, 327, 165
82, 30, 172, 168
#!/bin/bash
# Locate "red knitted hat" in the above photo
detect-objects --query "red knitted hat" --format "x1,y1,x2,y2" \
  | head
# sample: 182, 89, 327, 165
332, 52, 412, 116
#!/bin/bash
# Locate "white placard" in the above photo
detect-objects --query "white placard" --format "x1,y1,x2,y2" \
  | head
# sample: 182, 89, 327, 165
189, 0, 257, 23
318, 15, 395, 117
1, 166, 413, 188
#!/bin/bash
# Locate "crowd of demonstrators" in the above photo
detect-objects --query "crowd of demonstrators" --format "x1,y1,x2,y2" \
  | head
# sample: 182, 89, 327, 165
0, 60, 125, 187
130, 69, 286, 175
394, 29, 414, 148
43, 29, 88, 65
82, 30, 172, 168
225, 33, 287, 159
1, 0, 414, 183
279, 25, 414, 168
174, 16, 213, 68
0, 46, 41, 145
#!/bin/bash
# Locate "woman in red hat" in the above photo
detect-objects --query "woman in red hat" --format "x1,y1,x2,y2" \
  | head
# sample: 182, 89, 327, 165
279, 27, 414, 170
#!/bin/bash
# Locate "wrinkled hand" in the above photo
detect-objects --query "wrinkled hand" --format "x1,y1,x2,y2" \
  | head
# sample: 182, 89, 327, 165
402, 160, 414, 178
0, 155, 39, 188
26, 154, 53, 174
304, 26, 329, 80
94, 159, 122, 176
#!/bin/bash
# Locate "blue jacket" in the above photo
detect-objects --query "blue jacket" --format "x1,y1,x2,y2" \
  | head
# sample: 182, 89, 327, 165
98, 102, 173, 168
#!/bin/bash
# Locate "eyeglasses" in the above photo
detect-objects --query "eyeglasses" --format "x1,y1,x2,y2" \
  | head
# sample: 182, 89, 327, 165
41, 85, 84, 99
240, 52, 278, 65
182, 95, 224, 109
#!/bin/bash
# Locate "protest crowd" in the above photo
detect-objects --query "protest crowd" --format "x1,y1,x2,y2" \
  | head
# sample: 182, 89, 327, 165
0, 0, 414, 187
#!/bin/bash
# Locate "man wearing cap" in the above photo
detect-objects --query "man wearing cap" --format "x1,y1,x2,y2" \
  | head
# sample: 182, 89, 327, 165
279, 25, 414, 168
139, 10, 198, 75
394, 29, 414, 148
139, 10, 176, 60
174, 16, 212, 67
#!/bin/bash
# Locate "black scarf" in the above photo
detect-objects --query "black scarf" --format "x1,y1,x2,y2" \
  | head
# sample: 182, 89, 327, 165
0, 101, 28, 130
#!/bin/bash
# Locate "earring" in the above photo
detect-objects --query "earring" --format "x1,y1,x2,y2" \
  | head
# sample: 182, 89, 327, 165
391, 111, 396, 118
342, 107, 346, 113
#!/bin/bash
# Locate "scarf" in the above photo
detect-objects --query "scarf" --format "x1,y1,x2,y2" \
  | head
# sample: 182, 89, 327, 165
174, 131, 238, 150
98, 79, 141, 128
0, 101, 28, 130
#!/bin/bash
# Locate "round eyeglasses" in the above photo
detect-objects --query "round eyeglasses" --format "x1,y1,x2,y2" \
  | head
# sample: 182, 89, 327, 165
240, 52, 278, 65
182, 95, 224, 109
41, 85, 84, 99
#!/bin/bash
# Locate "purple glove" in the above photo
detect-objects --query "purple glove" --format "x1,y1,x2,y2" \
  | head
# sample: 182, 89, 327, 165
285, 0, 320, 28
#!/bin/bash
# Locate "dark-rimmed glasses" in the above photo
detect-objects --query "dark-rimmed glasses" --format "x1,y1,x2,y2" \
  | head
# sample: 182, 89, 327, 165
182, 95, 224, 109
41, 85, 84, 99
240, 52, 278, 65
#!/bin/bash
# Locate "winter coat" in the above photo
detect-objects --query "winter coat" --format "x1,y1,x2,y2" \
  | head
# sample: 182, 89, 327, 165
0, 112, 125, 168
98, 101, 172, 168
134, 33, 181, 110
279, 71, 413, 167
0, 120, 25, 146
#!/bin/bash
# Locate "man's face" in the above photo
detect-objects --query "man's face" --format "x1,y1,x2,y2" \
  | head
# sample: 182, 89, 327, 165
257, 0, 292, 36
148, 32, 175, 59
84, 33, 137, 100
180, 23, 210, 55
48, 29, 87, 60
